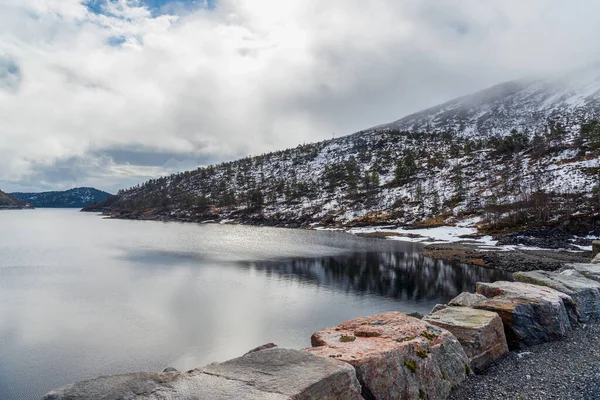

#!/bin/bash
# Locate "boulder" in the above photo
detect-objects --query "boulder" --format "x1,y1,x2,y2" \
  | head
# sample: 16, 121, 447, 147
430, 304, 448, 314
562, 263, 600, 282
245, 342, 278, 354
424, 307, 508, 372
448, 292, 487, 307
43, 348, 363, 400
43, 371, 287, 400
200, 348, 363, 400
474, 281, 573, 349
514, 270, 600, 322
592, 253, 600, 264
592, 240, 600, 258
306, 312, 470, 400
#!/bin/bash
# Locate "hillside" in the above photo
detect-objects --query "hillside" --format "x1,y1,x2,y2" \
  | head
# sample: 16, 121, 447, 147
97, 68, 600, 237
0, 190, 30, 209
11, 187, 112, 208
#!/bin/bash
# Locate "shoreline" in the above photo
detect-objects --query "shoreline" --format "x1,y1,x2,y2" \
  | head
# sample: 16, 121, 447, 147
93, 212, 593, 273
43, 261, 600, 400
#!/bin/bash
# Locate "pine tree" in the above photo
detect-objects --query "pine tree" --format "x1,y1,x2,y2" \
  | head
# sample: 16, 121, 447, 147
431, 192, 440, 215
580, 120, 600, 150
452, 163, 466, 203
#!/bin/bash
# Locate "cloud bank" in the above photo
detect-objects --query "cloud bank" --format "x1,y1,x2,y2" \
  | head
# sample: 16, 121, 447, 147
1, 0, 599, 192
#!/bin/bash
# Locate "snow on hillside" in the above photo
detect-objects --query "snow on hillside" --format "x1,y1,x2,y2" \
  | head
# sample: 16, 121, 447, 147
105, 66, 600, 235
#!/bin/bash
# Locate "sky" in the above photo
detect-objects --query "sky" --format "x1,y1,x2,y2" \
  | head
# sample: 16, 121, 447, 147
1, 0, 599, 194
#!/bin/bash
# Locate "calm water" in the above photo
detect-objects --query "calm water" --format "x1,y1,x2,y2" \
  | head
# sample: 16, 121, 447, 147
0, 209, 510, 399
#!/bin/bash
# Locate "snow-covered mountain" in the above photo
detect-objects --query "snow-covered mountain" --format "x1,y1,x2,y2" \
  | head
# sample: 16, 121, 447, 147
11, 187, 112, 208
379, 65, 600, 138
99, 67, 600, 234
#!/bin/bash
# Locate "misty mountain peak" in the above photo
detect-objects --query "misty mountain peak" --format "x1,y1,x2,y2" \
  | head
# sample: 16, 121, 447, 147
379, 64, 600, 137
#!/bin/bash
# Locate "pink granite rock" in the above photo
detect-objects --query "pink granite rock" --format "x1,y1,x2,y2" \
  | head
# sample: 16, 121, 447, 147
306, 312, 470, 400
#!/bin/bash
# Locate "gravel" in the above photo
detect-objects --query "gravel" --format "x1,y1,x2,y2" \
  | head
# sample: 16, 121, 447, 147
423, 243, 591, 273
482, 248, 592, 272
449, 323, 600, 400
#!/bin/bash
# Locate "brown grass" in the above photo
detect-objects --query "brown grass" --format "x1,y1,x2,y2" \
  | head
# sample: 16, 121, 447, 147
413, 215, 447, 228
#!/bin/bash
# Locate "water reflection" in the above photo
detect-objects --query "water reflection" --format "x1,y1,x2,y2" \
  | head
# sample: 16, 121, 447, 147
246, 252, 510, 302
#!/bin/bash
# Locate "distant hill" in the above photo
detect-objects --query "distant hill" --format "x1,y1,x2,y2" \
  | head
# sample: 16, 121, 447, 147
80, 194, 120, 212
10, 187, 112, 208
0, 190, 30, 209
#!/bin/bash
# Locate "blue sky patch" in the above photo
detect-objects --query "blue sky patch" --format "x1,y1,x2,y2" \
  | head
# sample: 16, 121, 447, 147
0, 56, 21, 92
85, 0, 215, 17
106, 36, 127, 46
84, 0, 105, 15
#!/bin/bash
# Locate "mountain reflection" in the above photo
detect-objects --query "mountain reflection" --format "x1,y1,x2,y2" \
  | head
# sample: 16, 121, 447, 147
243, 252, 511, 302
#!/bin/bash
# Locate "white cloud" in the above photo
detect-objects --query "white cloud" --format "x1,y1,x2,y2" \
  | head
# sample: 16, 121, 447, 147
0, 0, 599, 192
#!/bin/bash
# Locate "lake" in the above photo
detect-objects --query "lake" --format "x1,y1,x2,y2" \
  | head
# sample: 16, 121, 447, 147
0, 209, 510, 399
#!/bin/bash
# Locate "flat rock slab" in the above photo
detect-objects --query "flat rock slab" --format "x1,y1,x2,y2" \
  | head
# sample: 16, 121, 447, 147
200, 348, 363, 399
306, 312, 470, 400
564, 263, 600, 282
43, 348, 363, 400
514, 270, 600, 322
43, 371, 285, 400
424, 307, 508, 372
474, 281, 573, 349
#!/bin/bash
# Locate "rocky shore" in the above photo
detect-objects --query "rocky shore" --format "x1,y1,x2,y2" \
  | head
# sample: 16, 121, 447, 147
42, 250, 600, 400
422, 242, 591, 272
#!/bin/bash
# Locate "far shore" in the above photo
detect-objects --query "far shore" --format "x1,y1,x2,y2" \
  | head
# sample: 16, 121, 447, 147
88, 209, 593, 273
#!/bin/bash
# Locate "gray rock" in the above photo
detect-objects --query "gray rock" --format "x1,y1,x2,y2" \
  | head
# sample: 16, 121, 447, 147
430, 304, 448, 314
43, 348, 363, 400
43, 371, 281, 400
448, 292, 487, 307
592, 253, 600, 264
562, 263, 600, 282
592, 240, 600, 258
201, 348, 363, 399
424, 307, 509, 372
474, 281, 573, 349
514, 270, 600, 322
245, 342, 277, 354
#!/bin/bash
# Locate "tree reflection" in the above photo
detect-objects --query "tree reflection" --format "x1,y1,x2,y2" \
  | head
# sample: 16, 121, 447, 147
243, 253, 511, 302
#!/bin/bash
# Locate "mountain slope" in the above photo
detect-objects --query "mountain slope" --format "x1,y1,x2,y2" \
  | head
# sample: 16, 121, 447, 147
11, 187, 112, 208
0, 190, 30, 209
379, 65, 600, 138
99, 67, 600, 235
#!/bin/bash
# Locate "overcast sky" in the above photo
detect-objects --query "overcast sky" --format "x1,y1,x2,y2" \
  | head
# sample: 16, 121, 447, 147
0, 0, 599, 193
